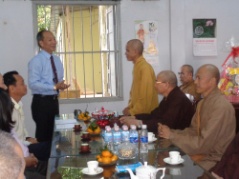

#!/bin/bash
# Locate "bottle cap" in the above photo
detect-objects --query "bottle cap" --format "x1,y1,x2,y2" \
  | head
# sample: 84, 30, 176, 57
122, 125, 128, 130
105, 126, 111, 131
114, 126, 119, 131
142, 124, 147, 129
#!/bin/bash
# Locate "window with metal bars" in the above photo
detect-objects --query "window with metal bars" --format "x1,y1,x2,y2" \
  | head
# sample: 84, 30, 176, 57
34, 1, 122, 102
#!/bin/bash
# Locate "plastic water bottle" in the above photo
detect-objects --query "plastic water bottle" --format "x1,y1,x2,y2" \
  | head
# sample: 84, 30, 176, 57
113, 124, 121, 153
104, 126, 113, 150
121, 125, 130, 142
129, 125, 138, 146
140, 125, 148, 153
113, 125, 121, 145
114, 111, 119, 118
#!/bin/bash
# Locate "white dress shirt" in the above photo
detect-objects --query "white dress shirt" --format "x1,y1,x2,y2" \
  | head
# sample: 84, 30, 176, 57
11, 130, 30, 157
11, 98, 31, 146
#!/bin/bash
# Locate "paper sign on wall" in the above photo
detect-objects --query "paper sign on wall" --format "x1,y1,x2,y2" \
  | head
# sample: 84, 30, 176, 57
193, 19, 217, 56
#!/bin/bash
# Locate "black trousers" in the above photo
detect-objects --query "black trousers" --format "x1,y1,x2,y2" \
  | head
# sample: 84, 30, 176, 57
28, 141, 51, 161
25, 160, 48, 179
31, 95, 59, 142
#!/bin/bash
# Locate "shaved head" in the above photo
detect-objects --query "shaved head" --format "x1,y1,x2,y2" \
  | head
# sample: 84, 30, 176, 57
195, 64, 220, 97
198, 64, 220, 84
127, 39, 144, 55
157, 70, 177, 87
155, 70, 177, 97
181, 64, 194, 75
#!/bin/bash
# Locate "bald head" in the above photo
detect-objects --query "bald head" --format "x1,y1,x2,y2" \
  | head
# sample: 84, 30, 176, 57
155, 70, 177, 97
157, 70, 177, 87
195, 64, 220, 97
181, 64, 194, 75
198, 64, 220, 84
179, 64, 194, 84
0, 131, 25, 179
127, 39, 144, 55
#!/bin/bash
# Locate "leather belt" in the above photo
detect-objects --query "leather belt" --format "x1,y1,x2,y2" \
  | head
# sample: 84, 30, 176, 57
33, 94, 58, 100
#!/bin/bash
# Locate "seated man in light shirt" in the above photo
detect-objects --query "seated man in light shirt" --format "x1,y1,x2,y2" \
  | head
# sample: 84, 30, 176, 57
3, 71, 50, 161
0, 88, 46, 178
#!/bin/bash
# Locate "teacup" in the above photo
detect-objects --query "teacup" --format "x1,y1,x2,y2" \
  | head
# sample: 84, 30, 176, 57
80, 143, 90, 152
82, 132, 90, 139
87, 161, 99, 174
148, 132, 155, 141
169, 151, 181, 164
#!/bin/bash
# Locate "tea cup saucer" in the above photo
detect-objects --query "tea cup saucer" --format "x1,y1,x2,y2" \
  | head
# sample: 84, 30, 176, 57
82, 167, 103, 175
81, 137, 91, 141
148, 137, 157, 143
163, 157, 184, 165
80, 150, 91, 154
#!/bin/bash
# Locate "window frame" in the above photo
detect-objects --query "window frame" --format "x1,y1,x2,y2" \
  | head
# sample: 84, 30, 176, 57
32, 0, 123, 104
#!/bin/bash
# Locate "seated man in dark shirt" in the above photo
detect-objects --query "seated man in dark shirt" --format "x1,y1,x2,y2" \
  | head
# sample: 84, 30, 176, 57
120, 70, 194, 134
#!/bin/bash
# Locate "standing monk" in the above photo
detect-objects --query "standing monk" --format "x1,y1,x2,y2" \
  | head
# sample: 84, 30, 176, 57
28, 30, 70, 142
122, 39, 158, 116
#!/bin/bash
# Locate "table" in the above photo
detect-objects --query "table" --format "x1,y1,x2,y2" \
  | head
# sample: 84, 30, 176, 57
47, 116, 214, 179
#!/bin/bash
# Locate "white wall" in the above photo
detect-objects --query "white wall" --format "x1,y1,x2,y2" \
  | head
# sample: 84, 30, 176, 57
170, 0, 239, 73
0, 0, 238, 136
0, 1, 35, 135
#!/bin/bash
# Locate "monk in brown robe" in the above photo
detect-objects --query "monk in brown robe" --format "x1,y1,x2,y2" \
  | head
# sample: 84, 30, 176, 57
159, 64, 236, 171
179, 64, 201, 102
120, 70, 194, 134
210, 132, 239, 179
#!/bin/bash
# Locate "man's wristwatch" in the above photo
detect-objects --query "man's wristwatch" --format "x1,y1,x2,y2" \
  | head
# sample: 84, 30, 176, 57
53, 85, 57, 90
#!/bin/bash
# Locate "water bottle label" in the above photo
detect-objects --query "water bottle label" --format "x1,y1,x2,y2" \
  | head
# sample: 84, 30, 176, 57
121, 131, 129, 141
114, 133, 121, 143
129, 137, 138, 143
116, 162, 142, 173
105, 133, 113, 143
140, 136, 148, 143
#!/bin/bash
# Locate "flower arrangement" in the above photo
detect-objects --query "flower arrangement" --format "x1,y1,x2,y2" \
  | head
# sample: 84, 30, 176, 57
91, 107, 114, 128
218, 37, 239, 103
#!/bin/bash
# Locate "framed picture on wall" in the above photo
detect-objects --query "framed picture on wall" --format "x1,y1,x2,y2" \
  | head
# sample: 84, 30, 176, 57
135, 20, 159, 66
192, 19, 217, 56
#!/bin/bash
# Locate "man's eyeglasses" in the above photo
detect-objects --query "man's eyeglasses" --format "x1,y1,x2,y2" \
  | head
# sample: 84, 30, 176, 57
155, 80, 165, 84
178, 72, 184, 75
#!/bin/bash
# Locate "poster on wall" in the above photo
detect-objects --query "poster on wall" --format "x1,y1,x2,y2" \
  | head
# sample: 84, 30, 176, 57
135, 20, 159, 66
192, 19, 217, 56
